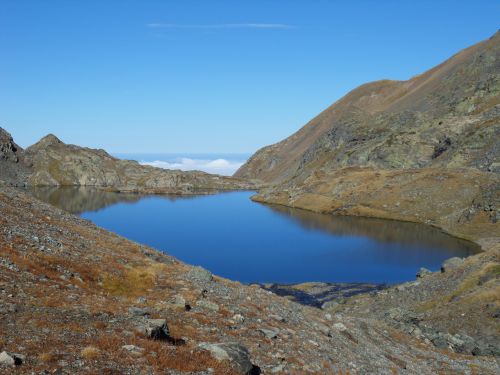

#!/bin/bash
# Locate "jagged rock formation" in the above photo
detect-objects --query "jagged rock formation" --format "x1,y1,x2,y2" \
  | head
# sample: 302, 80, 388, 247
0, 128, 30, 187
0, 128, 255, 194
236, 31, 500, 245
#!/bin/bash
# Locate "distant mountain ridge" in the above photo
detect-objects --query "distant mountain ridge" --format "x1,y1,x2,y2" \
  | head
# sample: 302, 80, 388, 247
0, 128, 255, 194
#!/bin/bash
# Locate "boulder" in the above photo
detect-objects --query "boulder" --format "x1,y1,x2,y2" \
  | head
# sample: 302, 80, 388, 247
0, 351, 24, 366
138, 318, 169, 340
187, 266, 213, 283
196, 299, 220, 312
258, 327, 279, 339
172, 295, 187, 308
128, 306, 150, 317
198, 342, 255, 374
441, 257, 464, 273
321, 300, 340, 310
416, 267, 432, 278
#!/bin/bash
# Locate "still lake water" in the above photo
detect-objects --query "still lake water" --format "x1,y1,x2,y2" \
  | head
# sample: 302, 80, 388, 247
30, 188, 479, 285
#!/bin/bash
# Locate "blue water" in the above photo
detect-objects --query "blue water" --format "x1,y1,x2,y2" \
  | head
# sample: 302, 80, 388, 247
53, 190, 478, 284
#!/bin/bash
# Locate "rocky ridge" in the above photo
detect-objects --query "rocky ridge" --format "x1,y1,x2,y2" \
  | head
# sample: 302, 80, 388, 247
236, 32, 500, 245
0, 128, 256, 194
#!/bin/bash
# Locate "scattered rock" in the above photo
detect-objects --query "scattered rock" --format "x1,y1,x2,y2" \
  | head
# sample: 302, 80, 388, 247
416, 267, 432, 278
271, 363, 286, 373
198, 342, 255, 374
136, 297, 147, 304
138, 318, 169, 340
321, 300, 339, 310
172, 295, 187, 309
232, 314, 245, 323
0, 351, 24, 366
187, 266, 213, 283
122, 345, 145, 356
333, 322, 347, 332
259, 328, 279, 339
196, 299, 220, 312
128, 306, 150, 317
441, 257, 464, 272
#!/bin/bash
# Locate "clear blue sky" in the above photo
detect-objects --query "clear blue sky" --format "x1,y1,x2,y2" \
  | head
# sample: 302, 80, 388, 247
1, 0, 499, 153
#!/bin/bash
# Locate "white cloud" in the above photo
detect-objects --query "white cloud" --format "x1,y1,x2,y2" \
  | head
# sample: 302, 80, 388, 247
146, 23, 294, 30
141, 158, 244, 176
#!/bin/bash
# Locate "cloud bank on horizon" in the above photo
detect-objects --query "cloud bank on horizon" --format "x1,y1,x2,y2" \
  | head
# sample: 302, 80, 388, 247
140, 157, 244, 176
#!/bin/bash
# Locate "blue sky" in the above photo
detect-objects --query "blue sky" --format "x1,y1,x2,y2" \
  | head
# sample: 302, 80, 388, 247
1, 0, 499, 153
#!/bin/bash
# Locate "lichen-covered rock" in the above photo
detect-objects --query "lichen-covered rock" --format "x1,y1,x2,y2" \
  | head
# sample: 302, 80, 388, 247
416, 267, 432, 278
187, 266, 213, 283
138, 318, 169, 339
0, 351, 24, 366
441, 257, 464, 273
198, 342, 255, 374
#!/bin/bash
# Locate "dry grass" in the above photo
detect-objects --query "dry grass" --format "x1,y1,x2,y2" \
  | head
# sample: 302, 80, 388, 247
38, 352, 63, 363
418, 261, 500, 312
90, 332, 238, 374
81, 346, 101, 360
102, 263, 166, 298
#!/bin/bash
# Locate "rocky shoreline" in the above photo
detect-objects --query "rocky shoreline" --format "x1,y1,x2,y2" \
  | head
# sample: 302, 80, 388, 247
1, 187, 499, 374
259, 282, 387, 309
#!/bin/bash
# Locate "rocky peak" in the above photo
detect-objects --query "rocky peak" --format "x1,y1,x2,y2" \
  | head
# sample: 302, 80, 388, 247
0, 127, 23, 162
38, 134, 62, 147
24, 133, 63, 156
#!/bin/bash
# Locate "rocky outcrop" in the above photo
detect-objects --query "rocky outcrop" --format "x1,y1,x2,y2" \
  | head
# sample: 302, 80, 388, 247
335, 247, 500, 357
0, 128, 22, 163
236, 31, 500, 245
0, 128, 256, 194
0, 127, 30, 187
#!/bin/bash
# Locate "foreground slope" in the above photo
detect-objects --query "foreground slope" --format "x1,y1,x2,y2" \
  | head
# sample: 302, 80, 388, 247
1, 187, 499, 374
236, 31, 500, 245
0, 128, 255, 194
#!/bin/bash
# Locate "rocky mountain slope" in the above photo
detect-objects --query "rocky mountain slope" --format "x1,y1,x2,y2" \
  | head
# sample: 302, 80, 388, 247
0, 128, 255, 194
236, 32, 499, 245
1, 187, 499, 374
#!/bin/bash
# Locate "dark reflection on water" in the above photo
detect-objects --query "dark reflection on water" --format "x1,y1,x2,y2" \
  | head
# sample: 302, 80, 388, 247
28, 186, 197, 214
267, 204, 479, 255
29, 187, 479, 284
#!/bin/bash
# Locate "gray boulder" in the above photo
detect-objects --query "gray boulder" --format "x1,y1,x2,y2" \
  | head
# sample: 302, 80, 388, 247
416, 267, 432, 278
258, 327, 279, 339
0, 351, 24, 366
187, 266, 213, 283
198, 342, 255, 374
128, 306, 150, 317
196, 299, 220, 312
138, 318, 169, 340
441, 257, 464, 273
321, 300, 340, 310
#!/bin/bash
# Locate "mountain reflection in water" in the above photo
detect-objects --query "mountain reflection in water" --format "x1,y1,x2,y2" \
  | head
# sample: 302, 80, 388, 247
28, 186, 197, 214
266, 204, 479, 255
